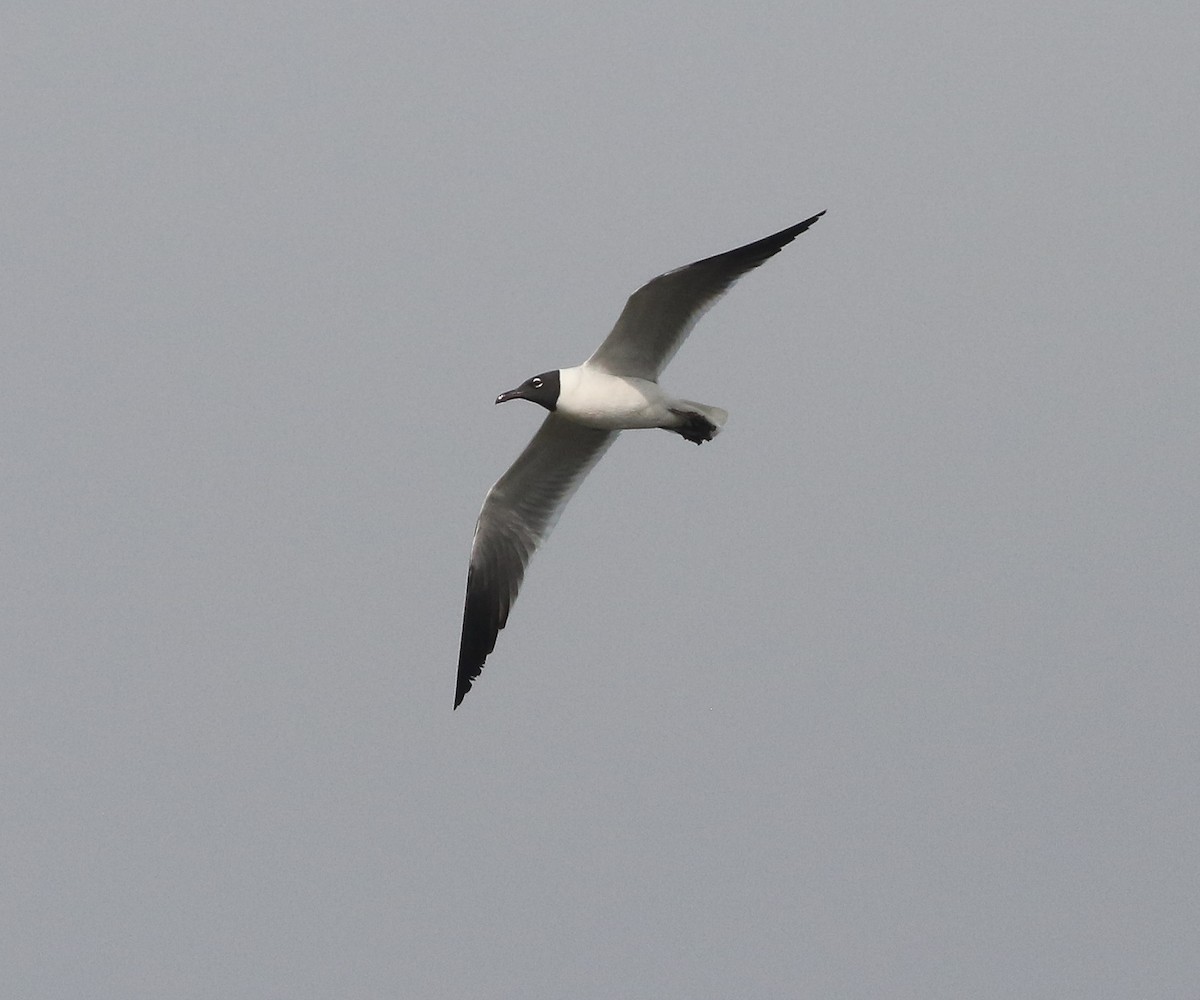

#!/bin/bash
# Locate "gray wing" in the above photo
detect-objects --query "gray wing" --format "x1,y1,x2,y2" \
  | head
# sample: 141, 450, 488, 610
455, 414, 617, 707
585, 212, 825, 380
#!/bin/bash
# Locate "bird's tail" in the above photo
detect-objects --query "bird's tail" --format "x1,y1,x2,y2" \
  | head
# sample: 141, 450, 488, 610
667, 400, 728, 444
679, 400, 728, 432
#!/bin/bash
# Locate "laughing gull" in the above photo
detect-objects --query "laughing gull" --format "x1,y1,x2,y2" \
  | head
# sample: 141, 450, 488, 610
455, 211, 825, 707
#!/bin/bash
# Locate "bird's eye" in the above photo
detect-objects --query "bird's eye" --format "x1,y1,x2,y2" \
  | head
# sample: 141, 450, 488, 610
530, 377, 543, 388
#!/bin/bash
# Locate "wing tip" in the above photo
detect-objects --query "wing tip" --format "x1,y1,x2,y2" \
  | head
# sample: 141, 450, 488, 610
454, 651, 483, 709
787, 209, 826, 238
454, 661, 481, 709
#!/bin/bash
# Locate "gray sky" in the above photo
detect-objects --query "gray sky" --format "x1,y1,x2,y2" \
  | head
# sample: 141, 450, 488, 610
4, 3, 1198, 998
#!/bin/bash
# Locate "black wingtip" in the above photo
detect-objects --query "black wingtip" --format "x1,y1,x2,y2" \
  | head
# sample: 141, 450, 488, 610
750, 211, 825, 260
454, 662, 477, 709
791, 210, 826, 235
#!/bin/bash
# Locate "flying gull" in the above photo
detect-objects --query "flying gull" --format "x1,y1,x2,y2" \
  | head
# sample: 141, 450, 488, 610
455, 211, 825, 707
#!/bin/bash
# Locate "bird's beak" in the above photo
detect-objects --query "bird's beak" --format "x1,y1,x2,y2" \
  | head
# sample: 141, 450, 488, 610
495, 387, 524, 404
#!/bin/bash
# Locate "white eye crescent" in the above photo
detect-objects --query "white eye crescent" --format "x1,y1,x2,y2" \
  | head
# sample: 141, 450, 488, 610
531, 377, 543, 388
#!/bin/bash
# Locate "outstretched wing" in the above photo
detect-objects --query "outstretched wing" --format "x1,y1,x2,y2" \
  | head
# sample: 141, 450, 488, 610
455, 415, 617, 708
585, 212, 825, 380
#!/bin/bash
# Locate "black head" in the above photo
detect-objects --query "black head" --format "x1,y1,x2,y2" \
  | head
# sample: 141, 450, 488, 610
495, 370, 560, 412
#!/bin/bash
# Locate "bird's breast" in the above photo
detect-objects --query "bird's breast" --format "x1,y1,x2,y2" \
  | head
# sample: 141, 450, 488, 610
556, 367, 669, 430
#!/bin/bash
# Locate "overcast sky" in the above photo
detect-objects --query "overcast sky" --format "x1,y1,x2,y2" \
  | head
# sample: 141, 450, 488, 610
4, 3, 1199, 998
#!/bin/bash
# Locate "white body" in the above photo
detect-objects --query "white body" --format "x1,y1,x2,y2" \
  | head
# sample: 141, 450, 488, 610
557, 365, 727, 433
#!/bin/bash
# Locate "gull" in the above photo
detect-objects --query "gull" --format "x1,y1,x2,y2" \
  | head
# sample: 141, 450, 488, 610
454, 211, 825, 707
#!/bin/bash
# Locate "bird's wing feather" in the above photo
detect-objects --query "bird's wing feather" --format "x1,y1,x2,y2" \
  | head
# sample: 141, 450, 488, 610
585, 212, 825, 380
455, 414, 617, 707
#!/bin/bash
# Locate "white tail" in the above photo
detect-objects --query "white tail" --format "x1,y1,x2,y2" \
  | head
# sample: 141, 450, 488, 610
680, 400, 728, 433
